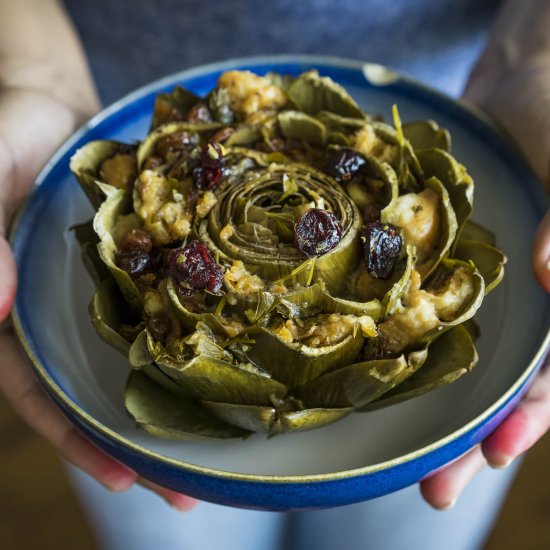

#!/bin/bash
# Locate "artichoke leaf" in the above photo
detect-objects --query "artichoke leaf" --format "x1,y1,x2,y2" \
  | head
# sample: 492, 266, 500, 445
150, 86, 202, 130
129, 330, 153, 368
381, 245, 416, 318
366, 324, 478, 409
420, 259, 485, 342
297, 346, 428, 409
306, 227, 361, 294
421, 258, 485, 340
454, 240, 506, 294
166, 277, 228, 335
287, 70, 365, 118
93, 183, 142, 311
140, 362, 194, 397
460, 219, 496, 246
381, 174, 458, 281
72, 220, 111, 285
225, 146, 287, 167
202, 401, 276, 433
201, 401, 353, 435
245, 324, 364, 389
328, 132, 351, 146
234, 284, 381, 326
234, 283, 381, 325
125, 371, 250, 439
315, 110, 371, 134
129, 331, 200, 397
372, 120, 424, 191
278, 110, 327, 147
70, 140, 134, 209
225, 125, 263, 146
234, 283, 382, 326
275, 283, 382, 320
349, 153, 399, 214
274, 407, 354, 434
137, 121, 223, 168
402, 120, 451, 152
89, 278, 136, 356
418, 176, 458, 279
157, 355, 287, 406
375, 258, 485, 357
415, 148, 474, 244
142, 328, 288, 406
324, 294, 382, 320
264, 71, 296, 92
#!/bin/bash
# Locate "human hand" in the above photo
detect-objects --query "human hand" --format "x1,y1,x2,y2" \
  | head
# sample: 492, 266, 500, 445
420, 60, 550, 509
0, 88, 196, 511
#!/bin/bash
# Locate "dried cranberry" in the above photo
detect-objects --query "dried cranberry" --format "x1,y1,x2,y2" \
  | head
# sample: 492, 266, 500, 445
116, 250, 153, 279
119, 324, 141, 343
211, 127, 235, 143
154, 131, 198, 158
150, 247, 169, 276
147, 314, 171, 343
119, 229, 153, 253
143, 156, 164, 171
362, 203, 382, 223
186, 102, 213, 123
295, 208, 343, 258
324, 148, 367, 182
168, 240, 224, 293
362, 222, 402, 280
192, 142, 225, 190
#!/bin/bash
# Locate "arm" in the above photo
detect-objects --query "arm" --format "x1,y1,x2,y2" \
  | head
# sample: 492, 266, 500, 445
0, 0, 194, 510
0, 0, 99, 227
421, 0, 550, 509
464, 0, 550, 189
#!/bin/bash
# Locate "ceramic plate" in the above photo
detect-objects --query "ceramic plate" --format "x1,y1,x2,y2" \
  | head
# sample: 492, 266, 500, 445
11, 55, 550, 510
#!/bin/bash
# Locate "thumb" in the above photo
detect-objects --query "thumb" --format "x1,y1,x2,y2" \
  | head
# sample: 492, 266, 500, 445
532, 208, 550, 292
0, 235, 17, 322
463, 64, 550, 188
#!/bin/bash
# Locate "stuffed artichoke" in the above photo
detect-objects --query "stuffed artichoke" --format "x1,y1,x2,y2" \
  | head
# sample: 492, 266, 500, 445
71, 70, 506, 439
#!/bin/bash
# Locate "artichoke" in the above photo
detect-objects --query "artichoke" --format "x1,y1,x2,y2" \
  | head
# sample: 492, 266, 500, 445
71, 69, 506, 439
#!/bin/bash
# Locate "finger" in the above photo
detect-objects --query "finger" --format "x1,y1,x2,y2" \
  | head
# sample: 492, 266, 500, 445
0, 331, 137, 491
138, 478, 198, 511
482, 361, 550, 467
532, 209, 550, 291
0, 89, 78, 217
420, 446, 486, 510
0, 237, 17, 322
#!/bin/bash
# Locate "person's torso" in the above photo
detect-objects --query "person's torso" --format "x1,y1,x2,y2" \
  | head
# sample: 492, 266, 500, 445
64, 0, 501, 103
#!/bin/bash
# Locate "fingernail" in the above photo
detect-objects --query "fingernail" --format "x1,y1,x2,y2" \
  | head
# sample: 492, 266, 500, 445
102, 472, 137, 492
487, 452, 514, 469
166, 497, 197, 512
436, 499, 456, 511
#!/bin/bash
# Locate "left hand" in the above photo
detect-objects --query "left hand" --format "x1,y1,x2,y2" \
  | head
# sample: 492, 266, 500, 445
420, 59, 550, 509
0, 88, 196, 512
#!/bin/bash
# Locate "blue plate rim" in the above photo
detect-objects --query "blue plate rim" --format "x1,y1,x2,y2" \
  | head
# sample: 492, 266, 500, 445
10, 54, 550, 483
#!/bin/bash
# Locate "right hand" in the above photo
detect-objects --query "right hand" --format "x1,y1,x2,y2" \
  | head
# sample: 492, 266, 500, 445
0, 86, 196, 511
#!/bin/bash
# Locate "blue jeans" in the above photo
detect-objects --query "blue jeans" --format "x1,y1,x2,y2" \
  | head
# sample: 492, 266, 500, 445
68, 460, 519, 550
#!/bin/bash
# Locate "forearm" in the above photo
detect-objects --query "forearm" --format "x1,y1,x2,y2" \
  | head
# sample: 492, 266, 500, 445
0, 0, 98, 117
464, 0, 550, 186
0, 0, 100, 228
467, 0, 550, 89
497, 0, 550, 64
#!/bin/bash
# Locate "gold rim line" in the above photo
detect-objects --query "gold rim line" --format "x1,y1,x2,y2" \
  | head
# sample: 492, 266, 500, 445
8, 54, 550, 484
12, 306, 550, 483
